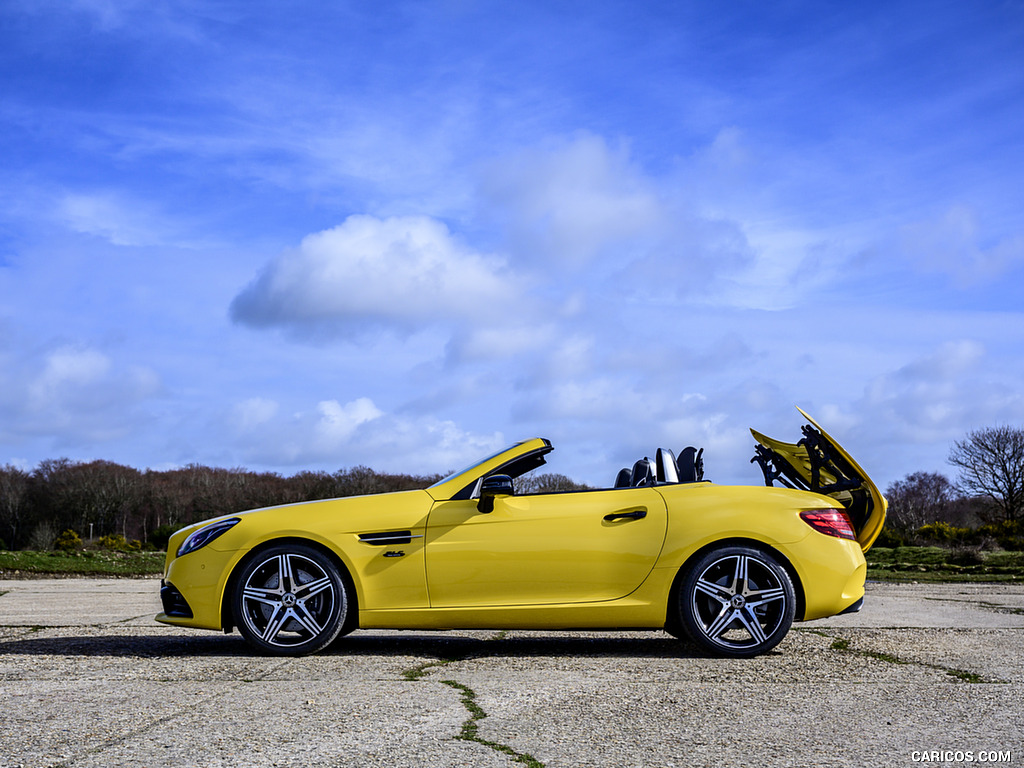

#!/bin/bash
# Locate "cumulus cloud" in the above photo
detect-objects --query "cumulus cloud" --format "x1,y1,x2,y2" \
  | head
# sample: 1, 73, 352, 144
226, 394, 504, 474
313, 397, 383, 447
231, 214, 522, 336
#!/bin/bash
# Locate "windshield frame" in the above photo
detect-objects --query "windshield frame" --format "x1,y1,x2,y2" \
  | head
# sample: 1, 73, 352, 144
426, 438, 552, 501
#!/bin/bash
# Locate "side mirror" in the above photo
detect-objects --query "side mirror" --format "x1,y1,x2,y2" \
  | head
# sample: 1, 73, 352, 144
477, 474, 513, 514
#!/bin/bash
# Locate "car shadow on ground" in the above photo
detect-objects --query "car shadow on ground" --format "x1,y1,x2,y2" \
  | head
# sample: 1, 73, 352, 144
0, 630, 753, 661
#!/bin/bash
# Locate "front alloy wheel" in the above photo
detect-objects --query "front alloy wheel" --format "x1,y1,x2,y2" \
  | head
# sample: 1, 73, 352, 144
233, 544, 349, 655
678, 545, 795, 658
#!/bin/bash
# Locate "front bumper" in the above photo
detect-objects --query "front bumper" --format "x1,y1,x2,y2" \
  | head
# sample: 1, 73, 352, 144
159, 580, 193, 619
154, 546, 242, 630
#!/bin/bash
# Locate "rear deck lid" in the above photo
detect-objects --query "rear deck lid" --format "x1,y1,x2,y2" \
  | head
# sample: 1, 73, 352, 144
751, 407, 887, 551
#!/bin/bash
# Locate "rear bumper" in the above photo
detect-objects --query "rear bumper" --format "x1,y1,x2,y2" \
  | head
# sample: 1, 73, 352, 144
839, 596, 864, 615
787, 534, 867, 621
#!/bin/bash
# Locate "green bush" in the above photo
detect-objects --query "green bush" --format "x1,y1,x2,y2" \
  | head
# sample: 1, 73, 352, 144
97, 533, 141, 552
54, 529, 83, 552
978, 520, 1024, 551
916, 521, 973, 544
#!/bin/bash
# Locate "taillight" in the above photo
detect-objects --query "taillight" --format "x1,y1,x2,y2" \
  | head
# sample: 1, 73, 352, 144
800, 509, 856, 541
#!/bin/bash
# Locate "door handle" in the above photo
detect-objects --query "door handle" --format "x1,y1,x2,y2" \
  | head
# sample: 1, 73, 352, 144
604, 509, 647, 522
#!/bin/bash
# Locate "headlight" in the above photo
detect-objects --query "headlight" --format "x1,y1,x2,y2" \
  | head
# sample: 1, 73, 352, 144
177, 518, 241, 557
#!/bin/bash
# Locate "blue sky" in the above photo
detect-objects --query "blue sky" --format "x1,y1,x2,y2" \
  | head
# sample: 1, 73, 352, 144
2, 0, 1023, 489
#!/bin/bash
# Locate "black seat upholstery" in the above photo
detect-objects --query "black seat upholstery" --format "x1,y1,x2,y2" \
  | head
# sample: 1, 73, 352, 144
677, 446, 704, 482
614, 467, 632, 488
630, 457, 656, 487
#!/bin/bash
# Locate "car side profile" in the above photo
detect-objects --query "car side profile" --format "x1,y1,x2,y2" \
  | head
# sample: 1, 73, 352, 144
156, 408, 886, 657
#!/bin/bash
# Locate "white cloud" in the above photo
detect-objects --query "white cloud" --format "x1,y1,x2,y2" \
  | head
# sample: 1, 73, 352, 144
1, 344, 162, 446
231, 397, 279, 431
231, 214, 523, 336
59, 194, 148, 246
28, 347, 112, 409
858, 339, 1023, 444
480, 132, 756, 299
57, 191, 207, 248
900, 205, 1024, 285
444, 322, 556, 365
313, 397, 383, 447
482, 133, 663, 267
225, 394, 504, 475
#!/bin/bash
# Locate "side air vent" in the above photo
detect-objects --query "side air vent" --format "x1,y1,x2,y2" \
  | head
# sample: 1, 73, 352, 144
358, 531, 422, 546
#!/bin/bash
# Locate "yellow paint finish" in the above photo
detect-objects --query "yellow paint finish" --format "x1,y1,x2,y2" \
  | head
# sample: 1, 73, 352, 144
424, 487, 667, 607
156, 426, 876, 637
653, 481, 867, 620
158, 490, 437, 631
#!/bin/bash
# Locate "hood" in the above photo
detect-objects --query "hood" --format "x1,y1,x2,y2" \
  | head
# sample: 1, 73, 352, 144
751, 407, 887, 551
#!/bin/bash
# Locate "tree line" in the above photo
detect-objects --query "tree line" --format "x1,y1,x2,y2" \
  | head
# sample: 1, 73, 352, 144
0, 460, 444, 551
2, 424, 1023, 552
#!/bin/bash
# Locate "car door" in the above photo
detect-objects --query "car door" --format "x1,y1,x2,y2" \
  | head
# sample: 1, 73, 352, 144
424, 487, 668, 608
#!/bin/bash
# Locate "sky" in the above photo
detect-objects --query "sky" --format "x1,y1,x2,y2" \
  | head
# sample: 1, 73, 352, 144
1, 0, 1023, 491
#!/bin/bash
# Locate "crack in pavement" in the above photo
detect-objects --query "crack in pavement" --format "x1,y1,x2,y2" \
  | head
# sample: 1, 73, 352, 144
402, 632, 544, 768
921, 595, 1024, 616
797, 628, 1006, 684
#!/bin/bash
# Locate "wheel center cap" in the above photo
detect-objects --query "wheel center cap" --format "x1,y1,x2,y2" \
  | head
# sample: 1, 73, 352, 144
281, 592, 297, 607
730, 594, 746, 609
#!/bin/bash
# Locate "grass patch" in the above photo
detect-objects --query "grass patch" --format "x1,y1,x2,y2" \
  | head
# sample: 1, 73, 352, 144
440, 679, 544, 768
867, 546, 1024, 582
0, 549, 164, 577
946, 669, 984, 683
830, 637, 906, 664
402, 658, 459, 681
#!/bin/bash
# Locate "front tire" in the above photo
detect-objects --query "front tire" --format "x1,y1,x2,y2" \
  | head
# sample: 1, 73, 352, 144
677, 545, 795, 658
233, 544, 350, 656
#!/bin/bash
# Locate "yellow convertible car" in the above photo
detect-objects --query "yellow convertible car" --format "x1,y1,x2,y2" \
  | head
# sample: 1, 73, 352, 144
157, 408, 885, 658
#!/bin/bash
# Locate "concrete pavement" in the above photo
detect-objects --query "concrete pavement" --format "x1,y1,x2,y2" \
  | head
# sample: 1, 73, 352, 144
1, 578, 1022, 767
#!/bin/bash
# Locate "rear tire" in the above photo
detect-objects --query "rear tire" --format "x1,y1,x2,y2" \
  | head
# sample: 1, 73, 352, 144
232, 544, 350, 656
676, 545, 795, 658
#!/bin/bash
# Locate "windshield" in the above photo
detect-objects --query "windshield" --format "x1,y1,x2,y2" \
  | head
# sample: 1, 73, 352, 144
428, 443, 524, 489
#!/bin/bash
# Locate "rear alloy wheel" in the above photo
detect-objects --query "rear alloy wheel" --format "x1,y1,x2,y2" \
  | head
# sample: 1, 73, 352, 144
678, 545, 795, 658
233, 544, 349, 656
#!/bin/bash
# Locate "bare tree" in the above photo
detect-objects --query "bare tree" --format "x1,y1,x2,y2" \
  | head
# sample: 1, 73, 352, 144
515, 473, 591, 495
0, 465, 32, 548
948, 426, 1024, 523
884, 471, 956, 531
